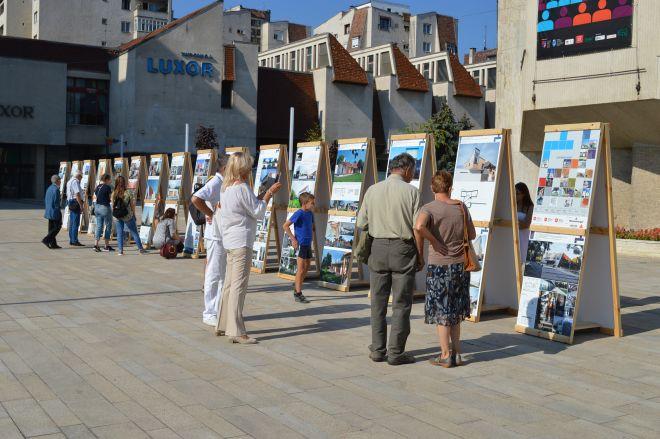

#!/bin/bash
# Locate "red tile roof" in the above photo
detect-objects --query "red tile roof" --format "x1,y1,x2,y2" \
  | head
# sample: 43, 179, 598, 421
328, 35, 368, 86
287, 24, 309, 43
348, 8, 368, 51
449, 53, 482, 98
0, 36, 111, 72
392, 45, 428, 92
114, 1, 221, 54
464, 48, 498, 65
224, 45, 235, 81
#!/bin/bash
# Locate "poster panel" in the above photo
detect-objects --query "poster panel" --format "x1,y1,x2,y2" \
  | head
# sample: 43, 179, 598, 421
319, 215, 356, 287
144, 156, 163, 201
279, 212, 297, 276
97, 161, 108, 182
468, 227, 490, 316
329, 141, 368, 213
193, 152, 212, 186
128, 158, 141, 191
251, 210, 272, 271
537, 0, 634, 61
532, 129, 601, 229
58, 163, 69, 195
451, 134, 502, 223
386, 137, 426, 189
113, 160, 123, 176
81, 161, 92, 193
167, 154, 185, 201
253, 148, 280, 204
289, 146, 321, 208
516, 231, 585, 336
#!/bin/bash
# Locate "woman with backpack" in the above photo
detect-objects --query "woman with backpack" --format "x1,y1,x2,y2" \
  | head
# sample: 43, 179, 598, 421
112, 175, 147, 255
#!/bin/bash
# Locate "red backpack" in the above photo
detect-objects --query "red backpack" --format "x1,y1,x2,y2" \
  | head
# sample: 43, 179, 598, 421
159, 241, 178, 259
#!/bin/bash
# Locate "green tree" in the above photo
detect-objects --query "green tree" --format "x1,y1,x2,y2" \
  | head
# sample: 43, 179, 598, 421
195, 125, 219, 151
321, 252, 333, 268
404, 102, 473, 172
304, 122, 323, 142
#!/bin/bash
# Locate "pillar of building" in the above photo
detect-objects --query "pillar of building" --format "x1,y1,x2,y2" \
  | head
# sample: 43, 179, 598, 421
630, 143, 660, 230
35, 145, 46, 200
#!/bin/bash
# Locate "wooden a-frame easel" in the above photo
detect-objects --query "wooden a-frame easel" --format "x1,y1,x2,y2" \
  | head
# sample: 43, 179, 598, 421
139, 154, 169, 248
164, 151, 193, 233
79, 159, 96, 233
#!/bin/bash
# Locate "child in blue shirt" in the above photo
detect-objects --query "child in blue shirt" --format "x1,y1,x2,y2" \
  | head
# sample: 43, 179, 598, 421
283, 192, 315, 303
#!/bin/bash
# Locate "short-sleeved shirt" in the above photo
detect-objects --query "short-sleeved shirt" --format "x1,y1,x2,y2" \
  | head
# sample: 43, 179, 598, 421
67, 178, 81, 201
289, 209, 314, 245
94, 184, 112, 206
195, 173, 223, 241
420, 200, 473, 266
153, 217, 176, 248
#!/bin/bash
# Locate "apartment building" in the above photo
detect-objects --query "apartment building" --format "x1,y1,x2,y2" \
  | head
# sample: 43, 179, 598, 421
313, 1, 457, 58
498, 0, 659, 229
260, 21, 311, 52
0, 0, 173, 47
226, 5, 270, 46
463, 48, 497, 127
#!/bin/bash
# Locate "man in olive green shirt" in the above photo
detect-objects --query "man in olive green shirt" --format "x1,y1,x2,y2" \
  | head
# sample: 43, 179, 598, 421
357, 153, 422, 365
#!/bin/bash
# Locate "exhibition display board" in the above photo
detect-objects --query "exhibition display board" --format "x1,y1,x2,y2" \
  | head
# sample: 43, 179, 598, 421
87, 159, 113, 236
278, 142, 332, 280
385, 133, 437, 297
79, 159, 96, 233
452, 129, 520, 322
515, 122, 621, 344
165, 152, 192, 232
113, 157, 129, 181
128, 156, 147, 204
189, 149, 217, 258
251, 144, 290, 274
62, 161, 82, 230
319, 138, 377, 292
58, 161, 71, 203
139, 154, 169, 247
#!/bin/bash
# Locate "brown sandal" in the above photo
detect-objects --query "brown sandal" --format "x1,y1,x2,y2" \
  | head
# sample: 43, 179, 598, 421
429, 356, 453, 368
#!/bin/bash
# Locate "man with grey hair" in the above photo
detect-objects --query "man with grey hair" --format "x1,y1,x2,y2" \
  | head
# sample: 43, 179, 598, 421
66, 171, 85, 246
191, 154, 230, 328
357, 153, 423, 365
43, 175, 63, 249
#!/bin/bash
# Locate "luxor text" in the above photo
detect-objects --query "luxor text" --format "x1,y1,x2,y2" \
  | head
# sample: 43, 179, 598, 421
147, 58, 213, 77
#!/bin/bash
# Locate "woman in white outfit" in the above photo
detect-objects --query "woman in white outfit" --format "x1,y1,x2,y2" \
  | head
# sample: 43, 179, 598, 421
515, 182, 534, 263
217, 152, 282, 344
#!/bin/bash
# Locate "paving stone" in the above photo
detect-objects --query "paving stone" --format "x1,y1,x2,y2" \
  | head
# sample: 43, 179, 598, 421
91, 421, 149, 439
0, 417, 23, 439
39, 399, 81, 427
216, 405, 304, 439
59, 424, 96, 439
2, 398, 60, 437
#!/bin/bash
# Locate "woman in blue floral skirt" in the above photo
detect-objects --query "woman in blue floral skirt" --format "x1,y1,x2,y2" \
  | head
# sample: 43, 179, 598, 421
414, 170, 475, 367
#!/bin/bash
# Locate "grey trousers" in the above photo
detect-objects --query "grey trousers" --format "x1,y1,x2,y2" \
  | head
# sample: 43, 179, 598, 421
368, 238, 417, 358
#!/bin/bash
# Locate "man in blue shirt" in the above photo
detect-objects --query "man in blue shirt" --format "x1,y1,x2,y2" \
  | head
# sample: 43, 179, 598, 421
43, 175, 63, 249
282, 192, 315, 303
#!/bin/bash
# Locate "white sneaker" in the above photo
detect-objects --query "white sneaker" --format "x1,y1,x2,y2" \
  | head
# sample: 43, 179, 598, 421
202, 316, 218, 327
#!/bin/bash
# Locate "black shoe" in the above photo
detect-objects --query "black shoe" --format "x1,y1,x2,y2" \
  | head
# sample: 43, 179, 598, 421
387, 352, 416, 366
369, 351, 387, 362
104, 245, 115, 252
50, 243, 62, 249
294, 292, 310, 303
71, 242, 85, 247
42, 239, 51, 248
93, 245, 102, 253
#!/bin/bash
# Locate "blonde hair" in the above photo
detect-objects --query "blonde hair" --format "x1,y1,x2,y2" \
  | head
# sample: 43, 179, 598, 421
222, 152, 254, 190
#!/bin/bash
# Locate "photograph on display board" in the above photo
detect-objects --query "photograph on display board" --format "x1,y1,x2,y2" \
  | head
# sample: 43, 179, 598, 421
148, 158, 162, 177
451, 135, 502, 222
145, 178, 160, 200
128, 159, 141, 190
71, 162, 80, 175
279, 213, 298, 276
141, 204, 156, 227
533, 129, 600, 229
58, 163, 68, 181
329, 142, 367, 212
468, 227, 489, 316
253, 149, 280, 198
324, 215, 355, 250
167, 156, 184, 201
113, 161, 123, 175
97, 162, 107, 180
386, 138, 426, 188
252, 210, 272, 269
252, 242, 267, 270
194, 153, 211, 185
139, 226, 151, 243
81, 163, 92, 191
517, 232, 585, 336
320, 247, 352, 287
289, 147, 320, 208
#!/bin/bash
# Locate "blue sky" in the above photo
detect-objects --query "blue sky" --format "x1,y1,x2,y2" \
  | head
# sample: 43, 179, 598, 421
173, 0, 498, 60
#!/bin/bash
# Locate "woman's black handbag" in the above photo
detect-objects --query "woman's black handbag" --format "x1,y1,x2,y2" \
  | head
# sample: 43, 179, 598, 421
68, 199, 81, 214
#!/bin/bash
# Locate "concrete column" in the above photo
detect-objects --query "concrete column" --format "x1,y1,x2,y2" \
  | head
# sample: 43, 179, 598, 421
35, 145, 45, 200
630, 143, 660, 230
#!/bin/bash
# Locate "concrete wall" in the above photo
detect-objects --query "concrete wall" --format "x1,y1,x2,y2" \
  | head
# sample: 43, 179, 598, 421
431, 82, 485, 129
410, 14, 438, 58
0, 57, 66, 145
4, 0, 31, 38
261, 22, 289, 52
224, 10, 252, 46
630, 144, 660, 229
312, 67, 373, 142
314, 11, 353, 49
375, 75, 430, 140
366, 8, 407, 50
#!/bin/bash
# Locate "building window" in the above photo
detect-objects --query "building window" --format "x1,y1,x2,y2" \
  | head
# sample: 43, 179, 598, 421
436, 59, 449, 82
101, 41, 107, 46
404, 24, 409, 32
136, 17, 167, 33
403, 43, 409, 51
378, 16, 391, 31
305, 46, 313, 70
351, 37, 360, 49
122, 0, 130, 10
101, 18, 107, 25
33, 11, 38, 24
221, 81, 233, 108
344, 24, 350, 35
379, 51, 392, 75
290, 50, 296, 70
423, 23, 432, 35
275, 55, 281, 69
0, 26, 3, 36
121, 21, 131, 33
0, 1, 5, 16
472, 70, 480, 85
487, 67, 497, 89
446, 42, 457, 55
260, 59, 266, 67
422, 42, 431, 53
422, 62, 430, 80
66, 78, 108, 126
274, 30, 284, 41
366, 55, 374, 73
317, 42, 329, 68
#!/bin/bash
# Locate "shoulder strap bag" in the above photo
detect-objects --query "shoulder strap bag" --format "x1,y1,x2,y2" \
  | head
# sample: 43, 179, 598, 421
460, 202, 481, 272
354, 225, 373, 265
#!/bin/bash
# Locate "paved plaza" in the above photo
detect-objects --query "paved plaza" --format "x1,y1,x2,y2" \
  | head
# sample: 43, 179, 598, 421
0, 201, 659, 438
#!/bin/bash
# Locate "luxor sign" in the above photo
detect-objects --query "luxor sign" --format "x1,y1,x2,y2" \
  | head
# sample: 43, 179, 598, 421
147, 52, 214, 78
0, 104, 34, 119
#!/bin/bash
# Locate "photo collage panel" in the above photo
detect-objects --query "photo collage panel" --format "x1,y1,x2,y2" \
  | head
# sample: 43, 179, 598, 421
193, 153, 212, 186
279, 212, 299, 276
330, 142, 367, 212
167, 155, 185, 201
320, 216, 356, 287
468, 227, 489, 317
252, 210, 272, 270
148, 157, 162, 178
532, 129, 600, 229
386, 138, 426, 189
289, 146, 320, 208
517, 232, 585, 337
128, 159, 141, 190
451, 134, 502, 223
254, 149, 280, 206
